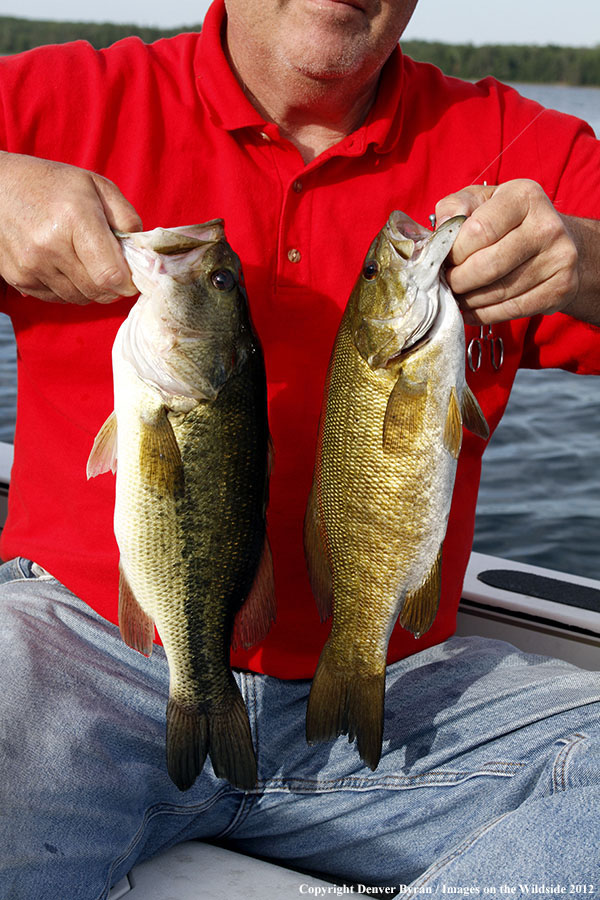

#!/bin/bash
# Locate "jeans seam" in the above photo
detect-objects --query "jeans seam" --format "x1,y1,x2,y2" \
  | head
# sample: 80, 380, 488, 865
552, 732, 587, 793
253, 763, 525, 794
408, 810, 513, 891
98, 792, 232, 900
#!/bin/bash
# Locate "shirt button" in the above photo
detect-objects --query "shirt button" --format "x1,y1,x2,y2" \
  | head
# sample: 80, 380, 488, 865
287, 248, 302, 264
259, 131, 271, 142
292, 180, 303, 193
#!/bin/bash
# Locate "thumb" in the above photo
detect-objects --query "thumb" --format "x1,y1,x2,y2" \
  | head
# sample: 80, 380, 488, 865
92, 173, 143, 234
435, 184, 496, 227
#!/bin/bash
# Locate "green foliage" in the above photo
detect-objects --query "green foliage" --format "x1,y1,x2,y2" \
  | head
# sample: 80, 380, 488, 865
0, 16, 599, 85
402, 40, 600, 86
0, 16, 200, 54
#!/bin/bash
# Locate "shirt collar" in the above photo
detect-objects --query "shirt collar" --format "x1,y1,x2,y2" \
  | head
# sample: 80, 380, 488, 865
195, 0, 405, 155
194, 0, 266, 131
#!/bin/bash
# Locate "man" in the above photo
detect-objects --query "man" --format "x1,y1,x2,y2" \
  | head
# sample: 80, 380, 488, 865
0, 0, 599, 896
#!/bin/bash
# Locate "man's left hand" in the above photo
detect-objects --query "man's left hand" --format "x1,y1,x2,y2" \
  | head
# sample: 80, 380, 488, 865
435, 179, 600, 326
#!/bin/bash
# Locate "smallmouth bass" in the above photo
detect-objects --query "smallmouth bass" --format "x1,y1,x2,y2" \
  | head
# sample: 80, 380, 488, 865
88, 221, 274, 791
304, 212, 489, 769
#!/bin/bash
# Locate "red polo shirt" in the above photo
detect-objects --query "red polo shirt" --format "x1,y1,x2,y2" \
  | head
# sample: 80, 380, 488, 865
1, 0, 599, 678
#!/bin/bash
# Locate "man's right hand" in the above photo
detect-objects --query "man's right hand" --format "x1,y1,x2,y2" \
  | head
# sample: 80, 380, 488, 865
0, 152, 143, 304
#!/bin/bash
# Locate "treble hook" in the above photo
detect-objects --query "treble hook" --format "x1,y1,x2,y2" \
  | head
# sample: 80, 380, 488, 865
467, 324, 504, 373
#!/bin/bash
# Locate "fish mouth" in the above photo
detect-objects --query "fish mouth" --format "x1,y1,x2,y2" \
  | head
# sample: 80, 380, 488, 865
116, 221, 226, 293
115, 220, 225, 254
360, 213, 465, 369
386, 211, 466, 279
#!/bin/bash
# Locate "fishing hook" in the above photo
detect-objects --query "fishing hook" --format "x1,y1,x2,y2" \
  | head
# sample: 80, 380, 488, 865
467, 324, 504, 372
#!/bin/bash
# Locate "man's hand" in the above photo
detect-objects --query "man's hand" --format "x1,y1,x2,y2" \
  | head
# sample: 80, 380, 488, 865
0, 152, 142, 304
436, 179, 600, 327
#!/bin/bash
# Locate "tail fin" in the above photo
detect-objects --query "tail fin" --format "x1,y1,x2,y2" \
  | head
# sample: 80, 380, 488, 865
208, 687, 258, 790
166, 683, 257, 792
166, 700, 209, 792
306, 645, 385, 771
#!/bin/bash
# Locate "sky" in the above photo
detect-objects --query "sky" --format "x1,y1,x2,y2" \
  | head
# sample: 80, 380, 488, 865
1, 0, 600, 47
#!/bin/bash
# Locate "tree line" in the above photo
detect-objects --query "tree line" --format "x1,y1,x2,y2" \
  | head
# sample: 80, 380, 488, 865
0, 17, 189, 54
1, 15, 600, 85
403, 40, 600, 86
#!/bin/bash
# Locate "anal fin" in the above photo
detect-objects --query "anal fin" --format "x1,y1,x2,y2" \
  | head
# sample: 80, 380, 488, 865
118, 563, 155, 656
231, 536, 277, 651
398, 546, 442, 639
461, 384, 489, 441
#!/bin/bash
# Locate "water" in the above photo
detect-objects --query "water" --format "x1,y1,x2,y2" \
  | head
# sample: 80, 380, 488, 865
0, 315, 16, 444
0, 83, 599, 578
473, 83, 600, 580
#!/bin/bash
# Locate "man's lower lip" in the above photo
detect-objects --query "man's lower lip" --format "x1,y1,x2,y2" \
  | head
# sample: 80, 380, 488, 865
307, 0, 366, 10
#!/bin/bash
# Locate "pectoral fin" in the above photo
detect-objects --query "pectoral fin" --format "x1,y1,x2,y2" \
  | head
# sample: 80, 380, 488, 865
382, 372, 427, 455
398, 546, 442, 639
443, 386, 463, 459
139, 407, 184, 497
231, 537, 277, 650
118, 563, 155, 656
86, 411, 118, 478
461, 385, 489, 441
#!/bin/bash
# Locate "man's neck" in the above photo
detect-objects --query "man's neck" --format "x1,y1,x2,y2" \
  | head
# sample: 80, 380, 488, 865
226, 37, 381, 163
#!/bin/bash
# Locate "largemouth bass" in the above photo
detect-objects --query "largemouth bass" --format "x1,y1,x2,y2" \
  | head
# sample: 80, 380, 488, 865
304, 211, 489, 770
87, 221, 274, 791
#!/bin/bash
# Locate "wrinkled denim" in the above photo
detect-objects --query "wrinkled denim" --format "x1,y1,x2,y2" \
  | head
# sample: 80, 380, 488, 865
1, 557, 599, 900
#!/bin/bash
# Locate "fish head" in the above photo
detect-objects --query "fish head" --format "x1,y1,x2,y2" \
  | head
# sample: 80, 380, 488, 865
116, 222, 254, 400
117, 220, 248, 335
351, 211, 465, 370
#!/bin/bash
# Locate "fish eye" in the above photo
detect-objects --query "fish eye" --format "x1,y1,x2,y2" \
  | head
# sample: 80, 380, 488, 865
210, 269, 236, 292
362, 259, 379, 281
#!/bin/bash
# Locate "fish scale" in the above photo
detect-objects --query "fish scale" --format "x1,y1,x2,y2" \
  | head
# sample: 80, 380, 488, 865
88, 222, 274, 792
304, 211, 489, 770
318, 310, 450, 650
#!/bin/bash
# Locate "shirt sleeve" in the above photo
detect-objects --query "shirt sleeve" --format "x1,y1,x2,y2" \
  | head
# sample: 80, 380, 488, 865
521, 120, 600, 376
488, 82, 600, 375
0, 41, 104, 313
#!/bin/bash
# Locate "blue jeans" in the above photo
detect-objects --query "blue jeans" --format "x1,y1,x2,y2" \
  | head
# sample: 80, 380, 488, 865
1, 557, 599, 900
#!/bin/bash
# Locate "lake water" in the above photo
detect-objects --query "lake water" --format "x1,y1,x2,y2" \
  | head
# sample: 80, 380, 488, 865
0, 82, 599, 578
474, 83, 600, 580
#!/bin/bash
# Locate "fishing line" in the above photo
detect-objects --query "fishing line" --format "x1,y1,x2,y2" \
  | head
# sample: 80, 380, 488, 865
469, 107, 546, 186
